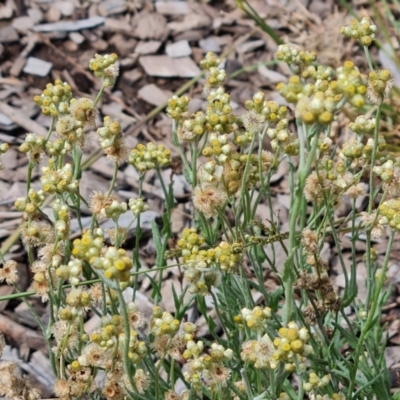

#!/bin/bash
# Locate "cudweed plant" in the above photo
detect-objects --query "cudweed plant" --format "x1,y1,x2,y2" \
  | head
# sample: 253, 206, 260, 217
0, 16, 397, 400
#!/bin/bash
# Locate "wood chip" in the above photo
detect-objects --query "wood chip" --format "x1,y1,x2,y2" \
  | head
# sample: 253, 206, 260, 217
23, 57, 53, 77
132, 12, 169, 41
199, 36, 221, 53
45, 6, 62, 23
135, 40, 162, 55
155, 1, 191, 15
258, 65, 286, 84
0, 26, 19, 43
104, 17, 131, 33
0, 0, 13, 20
166, 40, 192, 58
33, 16, 105, 32
139, 55, 200, 78
0, 102, 47, 136
69, 31, 85, 44
53, 1, 75, 17
168, 13, 211, 34
138, 84, 173, 106
98, 0, 128, 17
12, 16, 35, 32
237, 39, 265, 54
122, 68, 142, 85
0, 314, 46, 351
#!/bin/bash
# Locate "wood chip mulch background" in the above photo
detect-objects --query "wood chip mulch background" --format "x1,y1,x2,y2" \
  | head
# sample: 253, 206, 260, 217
1, 0, 400, 395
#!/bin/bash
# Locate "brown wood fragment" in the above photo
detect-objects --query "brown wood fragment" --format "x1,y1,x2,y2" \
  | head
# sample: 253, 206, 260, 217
0, 102, 47, 136
0, 314, 46, 351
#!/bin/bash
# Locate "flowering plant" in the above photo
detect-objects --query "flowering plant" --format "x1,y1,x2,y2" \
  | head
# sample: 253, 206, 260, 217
0, 17, 397, 400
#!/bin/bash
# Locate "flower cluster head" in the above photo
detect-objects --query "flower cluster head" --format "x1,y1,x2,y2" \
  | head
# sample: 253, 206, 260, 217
234, 306, 272, 331
205, 87, 236, 134
129, 197, 149, 216
151, 306, 180, 337
334, 61, 367, 107
97, 116, 127, 163
15, 188, 45, 216
72, 229, 104, 263
57, 258, 83, 286
69, 97, 97, 128
379, 198, 400, 231
349, 115, 375, 135
192, 181, 227, 219
183, 340, 232, 391
296, 91, 338, 125
275, 44, 317, 74
178, 111, 207, 142
129, 142, 172, 172
167, 95, 190, 119
89, 53, 119, 86
40, 160, 78, 194
245, 92, 287, 122
0, 361, 41, 400
240, 334, 275, 369
214, 241, 243, 272
0, 260, 19, 285
52, 199, 70, 240
267, 118, 299, 154
19, 133, 45, 164
340, 17, 377, 47
55, 115, 84, 147
273, 322, 311, 367
93, 246, 133, 283
200, 52, 226, 89
367, 69, 394, 104
34, 79, 72, 116
303, 372, 330, 392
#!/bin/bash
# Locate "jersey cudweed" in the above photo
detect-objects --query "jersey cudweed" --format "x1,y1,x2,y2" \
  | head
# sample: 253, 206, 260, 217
0, 15, 396, 400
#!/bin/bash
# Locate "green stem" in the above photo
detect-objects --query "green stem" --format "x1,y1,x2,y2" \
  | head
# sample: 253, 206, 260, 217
347, 229, 395, 397
106, 162, 119, 197
283, 128, 320, 325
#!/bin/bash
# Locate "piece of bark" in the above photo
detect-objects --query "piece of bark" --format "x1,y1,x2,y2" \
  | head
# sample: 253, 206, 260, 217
138, 84, 172, 107
134, 40, 162, 55
33, 16, 105, 32
132, 12, 169, 41
23, 57, 53, 77
155, 1, 191, 15
139, 55, 200, 78
0, 102, 47, 135
166, 40, 192, 58
0, 314, 46, 351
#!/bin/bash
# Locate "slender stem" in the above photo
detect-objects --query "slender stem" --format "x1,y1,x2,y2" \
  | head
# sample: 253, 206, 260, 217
283, 128, 320, 325
347, 229, 395, 397
106, 162, 119, 197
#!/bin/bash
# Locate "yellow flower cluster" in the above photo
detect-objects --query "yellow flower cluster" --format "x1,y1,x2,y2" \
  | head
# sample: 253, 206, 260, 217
303, 372, 330, 392
150, 306, 180, 337
52, 199, 70, 240
205, 87, 236, 134
129, 142, 172, 172
34, 79, 72, 116
129, 197, 149, 216
273, 322, 311, 366
91, 315, 121, 344
340, 17, 377, 47
89, 53, 119, 86
275, 44, 316, 74
234, 306, 272, 331
167, 95, 190, 119
177, 228, 206, 262
379, 198, 400, 230
40, 160, 78, 194
244, 94, 287, 122
349, 115, 375, 135
19, 133, 45, 163
15, 188, 45, 216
